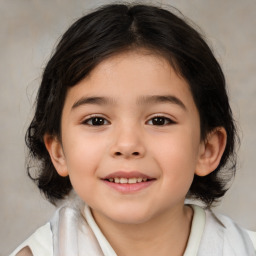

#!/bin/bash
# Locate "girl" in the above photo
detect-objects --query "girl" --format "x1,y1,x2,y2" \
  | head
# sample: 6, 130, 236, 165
10, 3, 256, 256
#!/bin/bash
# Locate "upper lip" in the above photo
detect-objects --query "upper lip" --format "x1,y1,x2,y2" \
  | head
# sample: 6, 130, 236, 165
102, 171, 154, 180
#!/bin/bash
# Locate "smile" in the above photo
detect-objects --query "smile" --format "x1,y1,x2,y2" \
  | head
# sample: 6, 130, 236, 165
102, 171, 156, 193
107, 177, 148, 184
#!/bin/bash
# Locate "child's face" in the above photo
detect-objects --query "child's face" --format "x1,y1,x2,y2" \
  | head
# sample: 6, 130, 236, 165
54, 50, 205, 224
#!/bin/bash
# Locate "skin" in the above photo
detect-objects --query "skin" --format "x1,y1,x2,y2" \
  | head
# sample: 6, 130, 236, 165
16, 247, 33, 256
45, 50, 227, 256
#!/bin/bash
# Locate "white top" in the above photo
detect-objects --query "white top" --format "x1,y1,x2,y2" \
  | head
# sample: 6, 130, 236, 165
10, 204, 256, 256
9, 223, 53, 256
83, 204, 206, 256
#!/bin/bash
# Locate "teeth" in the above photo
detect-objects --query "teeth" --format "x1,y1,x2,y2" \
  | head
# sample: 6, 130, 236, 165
128, 178, 137, 184
108, 177, 148, 183
120, 178, 128, 184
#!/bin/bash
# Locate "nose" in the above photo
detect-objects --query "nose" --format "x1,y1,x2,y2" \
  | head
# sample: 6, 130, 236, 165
110, 125, 146, 159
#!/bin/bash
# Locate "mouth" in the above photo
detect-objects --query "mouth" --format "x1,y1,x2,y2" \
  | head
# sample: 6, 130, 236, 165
106, 177, 152, 184
101, 171, 156, 193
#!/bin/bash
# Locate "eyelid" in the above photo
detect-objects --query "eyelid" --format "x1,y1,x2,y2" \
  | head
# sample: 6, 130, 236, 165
80, 113, 176, 126
146, 114, 177, 125
81, 114, 111, 125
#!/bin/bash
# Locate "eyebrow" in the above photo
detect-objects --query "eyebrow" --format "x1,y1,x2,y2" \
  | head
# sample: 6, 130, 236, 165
72, 96, 116, 109
72, 95, 187, 111
137, 95, 187, 111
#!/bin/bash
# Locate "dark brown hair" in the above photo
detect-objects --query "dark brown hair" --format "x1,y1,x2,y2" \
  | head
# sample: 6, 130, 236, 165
26, 4, 238, 206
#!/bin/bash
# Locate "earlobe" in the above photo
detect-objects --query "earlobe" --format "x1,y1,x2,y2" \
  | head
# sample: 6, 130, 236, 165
44, 134, 69, 177
195, 127, 227, 176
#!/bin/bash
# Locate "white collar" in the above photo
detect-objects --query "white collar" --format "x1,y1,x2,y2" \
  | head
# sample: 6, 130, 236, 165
184, 205, 206, 255
51, 202, 255, 255
84, 205, 117, 256
84, 204, 206, 256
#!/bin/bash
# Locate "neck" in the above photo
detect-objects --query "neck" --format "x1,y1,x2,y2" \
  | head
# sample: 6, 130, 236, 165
92, 204, 193, 256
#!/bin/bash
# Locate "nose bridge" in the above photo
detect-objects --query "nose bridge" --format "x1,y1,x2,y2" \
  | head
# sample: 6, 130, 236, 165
110, 120, 145, 158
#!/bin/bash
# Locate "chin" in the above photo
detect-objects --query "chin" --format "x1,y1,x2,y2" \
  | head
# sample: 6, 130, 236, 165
107, 208, 154, 225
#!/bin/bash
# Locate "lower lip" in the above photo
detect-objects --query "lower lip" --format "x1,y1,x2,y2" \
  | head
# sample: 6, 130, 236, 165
102, 180, 155, 193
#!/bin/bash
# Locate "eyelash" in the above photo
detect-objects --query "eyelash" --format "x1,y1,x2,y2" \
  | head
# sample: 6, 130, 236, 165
82, 115, 110, 126
82, 115, 175, 126
147, 115, 175, 126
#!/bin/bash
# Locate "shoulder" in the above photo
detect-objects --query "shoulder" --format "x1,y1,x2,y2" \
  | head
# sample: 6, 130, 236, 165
9, 223, 53, 256
215, 214, 256, 251
202, 208, 256, 255
247, 230, 256, 249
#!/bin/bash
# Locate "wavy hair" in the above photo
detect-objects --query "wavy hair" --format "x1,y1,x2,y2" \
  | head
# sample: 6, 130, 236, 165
26, 4, 238, 206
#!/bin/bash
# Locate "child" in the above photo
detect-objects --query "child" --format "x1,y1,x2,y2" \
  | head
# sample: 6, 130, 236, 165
10, 3, 256, 256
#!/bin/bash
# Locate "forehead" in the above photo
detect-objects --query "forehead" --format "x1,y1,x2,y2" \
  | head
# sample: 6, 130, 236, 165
64, 50, 196, 112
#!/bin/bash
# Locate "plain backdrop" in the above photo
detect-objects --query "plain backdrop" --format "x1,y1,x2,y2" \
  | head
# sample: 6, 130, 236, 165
1, 0, 255, 255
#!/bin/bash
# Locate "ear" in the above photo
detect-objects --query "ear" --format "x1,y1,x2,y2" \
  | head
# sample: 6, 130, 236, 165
195, 127, 227, 176
44, 134, 69, 177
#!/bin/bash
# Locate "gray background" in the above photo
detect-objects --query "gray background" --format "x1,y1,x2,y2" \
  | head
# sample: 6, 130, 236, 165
1, 0, 255, 255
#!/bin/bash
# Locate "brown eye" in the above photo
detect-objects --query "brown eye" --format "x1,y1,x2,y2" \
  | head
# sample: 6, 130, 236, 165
83, 117, 109, 126
147, 116, 174, 126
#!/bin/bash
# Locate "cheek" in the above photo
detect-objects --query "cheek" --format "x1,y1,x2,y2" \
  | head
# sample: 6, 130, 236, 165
63, 135, 106, 203
151, 132, 199, 187
152, 130, 199, 164
63, 133, 106, 179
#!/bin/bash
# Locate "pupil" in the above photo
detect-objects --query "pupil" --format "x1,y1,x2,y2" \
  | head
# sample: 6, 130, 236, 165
153, 117, 165, 125
92, 117, 104, 125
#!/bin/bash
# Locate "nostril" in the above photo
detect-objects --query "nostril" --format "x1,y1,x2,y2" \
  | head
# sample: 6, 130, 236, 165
114, 151, 140, 156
